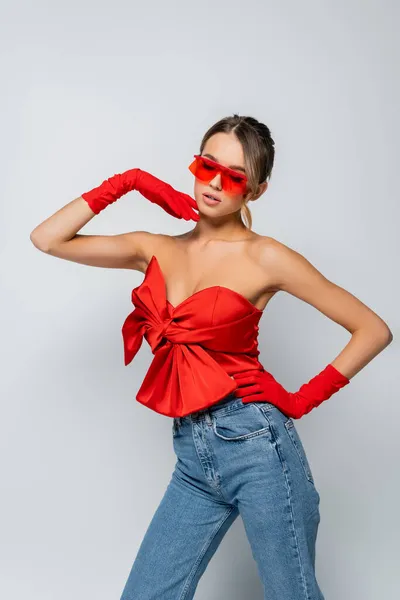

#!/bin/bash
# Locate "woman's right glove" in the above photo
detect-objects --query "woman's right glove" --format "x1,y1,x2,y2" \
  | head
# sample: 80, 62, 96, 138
81, 168, 199, 221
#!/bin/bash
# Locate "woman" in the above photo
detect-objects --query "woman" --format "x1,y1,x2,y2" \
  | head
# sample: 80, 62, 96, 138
30, 114, 392, 600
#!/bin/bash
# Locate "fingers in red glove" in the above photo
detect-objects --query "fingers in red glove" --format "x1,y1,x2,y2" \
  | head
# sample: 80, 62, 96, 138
234, 383, 261, 397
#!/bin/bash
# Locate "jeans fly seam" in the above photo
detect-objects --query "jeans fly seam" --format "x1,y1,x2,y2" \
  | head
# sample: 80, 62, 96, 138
192, 421, 227, 501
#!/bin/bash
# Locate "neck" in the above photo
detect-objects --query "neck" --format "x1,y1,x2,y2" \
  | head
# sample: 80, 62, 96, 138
187, 212, 251, 244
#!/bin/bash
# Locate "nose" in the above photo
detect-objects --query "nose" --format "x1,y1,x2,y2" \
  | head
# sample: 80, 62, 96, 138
209, 172, 222, 190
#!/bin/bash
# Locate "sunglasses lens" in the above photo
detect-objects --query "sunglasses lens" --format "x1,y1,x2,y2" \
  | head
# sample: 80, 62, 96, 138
188, 156, 247, 195
226, 174, 247, 194
188, 158, 198, 178
197, 156, 218, 180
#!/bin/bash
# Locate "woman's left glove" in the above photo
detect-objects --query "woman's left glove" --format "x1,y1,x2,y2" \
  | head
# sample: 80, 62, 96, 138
232, 363, 350, 419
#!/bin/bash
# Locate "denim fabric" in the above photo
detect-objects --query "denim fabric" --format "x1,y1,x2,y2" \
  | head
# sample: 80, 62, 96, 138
120, 393, 324, 600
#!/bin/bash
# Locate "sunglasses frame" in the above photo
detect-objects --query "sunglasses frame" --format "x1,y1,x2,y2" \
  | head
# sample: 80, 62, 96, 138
188, 154, 248, 195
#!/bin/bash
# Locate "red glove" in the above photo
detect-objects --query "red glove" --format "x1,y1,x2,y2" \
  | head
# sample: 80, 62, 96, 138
232, 363, 350, 419
81, 168, 199, 220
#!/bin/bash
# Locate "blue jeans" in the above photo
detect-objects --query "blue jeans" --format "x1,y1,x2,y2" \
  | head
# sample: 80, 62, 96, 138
120, 393, 324, 600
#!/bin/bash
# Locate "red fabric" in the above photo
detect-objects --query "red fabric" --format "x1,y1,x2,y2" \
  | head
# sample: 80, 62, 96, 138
81, 169, 141, 214
122, 255, 264, 417
81, 168, 199, 220
233, 363, 350, 419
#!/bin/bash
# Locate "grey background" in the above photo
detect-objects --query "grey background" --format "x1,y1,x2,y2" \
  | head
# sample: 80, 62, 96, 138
1, 1, 399, 598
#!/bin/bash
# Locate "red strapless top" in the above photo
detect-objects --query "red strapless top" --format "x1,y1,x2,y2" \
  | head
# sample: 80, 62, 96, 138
121, 255, 264, 417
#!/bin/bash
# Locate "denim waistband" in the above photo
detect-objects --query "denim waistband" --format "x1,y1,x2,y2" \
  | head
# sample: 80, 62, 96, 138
182, 392, 251, 423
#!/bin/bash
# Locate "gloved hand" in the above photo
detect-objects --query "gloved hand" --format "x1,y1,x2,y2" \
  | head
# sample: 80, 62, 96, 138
232, 363, 350, 419
81, 168, 199, 220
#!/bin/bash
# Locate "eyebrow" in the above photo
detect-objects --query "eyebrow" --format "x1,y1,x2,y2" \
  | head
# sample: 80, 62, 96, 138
203, 153, 247, 174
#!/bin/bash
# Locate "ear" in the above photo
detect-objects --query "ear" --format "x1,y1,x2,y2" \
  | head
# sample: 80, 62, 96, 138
244, 181, 268, 203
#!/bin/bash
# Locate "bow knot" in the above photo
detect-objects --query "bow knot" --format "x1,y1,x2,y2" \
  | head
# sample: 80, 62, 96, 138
150, 316, 175, 353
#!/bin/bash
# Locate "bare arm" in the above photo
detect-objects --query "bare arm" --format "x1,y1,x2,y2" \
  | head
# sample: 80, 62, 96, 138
260, 239, 393, 379
30, 195, 149, 271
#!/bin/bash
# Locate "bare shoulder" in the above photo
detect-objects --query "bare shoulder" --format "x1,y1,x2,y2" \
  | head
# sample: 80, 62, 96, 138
251, 235, 313, 291
250, 234, 296, 265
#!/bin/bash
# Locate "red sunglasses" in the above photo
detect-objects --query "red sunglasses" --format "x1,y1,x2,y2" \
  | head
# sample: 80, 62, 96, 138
188, 154, 248, 195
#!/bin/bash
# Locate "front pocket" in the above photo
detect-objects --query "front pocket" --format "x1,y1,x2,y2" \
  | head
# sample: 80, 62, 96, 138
212, 404, 271, 441
284, 419, 315, 484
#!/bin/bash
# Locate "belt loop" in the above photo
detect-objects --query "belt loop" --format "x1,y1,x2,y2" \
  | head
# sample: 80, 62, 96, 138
204, 410, 212, 425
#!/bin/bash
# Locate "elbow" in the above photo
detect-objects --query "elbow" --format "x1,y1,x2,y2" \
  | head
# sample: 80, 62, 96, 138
30, 230, 51, 253
385, 327, 394, 345
372, 321, 393, 348
354, 318, 394, 350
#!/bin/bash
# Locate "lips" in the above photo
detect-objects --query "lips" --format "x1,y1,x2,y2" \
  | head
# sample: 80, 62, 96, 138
203, 193, 221, 202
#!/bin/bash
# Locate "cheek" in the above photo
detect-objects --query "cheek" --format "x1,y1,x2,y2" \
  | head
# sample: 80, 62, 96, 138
193, 181, 205, 203
223, 194, 245, 212
194, 180, 202, 196
228, 194, 245, 207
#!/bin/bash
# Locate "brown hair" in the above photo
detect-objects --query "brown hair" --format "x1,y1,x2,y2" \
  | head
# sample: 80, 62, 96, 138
199, 114, 275, 230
